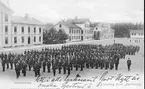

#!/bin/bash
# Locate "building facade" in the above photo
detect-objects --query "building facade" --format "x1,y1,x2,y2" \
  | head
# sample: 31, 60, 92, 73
0, 0, 44, 48
54, 17, 94, 42
93, 23, 114, 40
130, 30, 144, 39
0, 0, 13, 48
11, 15, 44, 47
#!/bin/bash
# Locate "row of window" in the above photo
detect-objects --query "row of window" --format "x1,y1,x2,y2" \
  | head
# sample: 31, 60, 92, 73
132, 33, 143, 35
5, 36, 42, 44
4, 25, 42, 34
70, 36, 81, 40
14, 26, 42, 34
69, 29, 81, 34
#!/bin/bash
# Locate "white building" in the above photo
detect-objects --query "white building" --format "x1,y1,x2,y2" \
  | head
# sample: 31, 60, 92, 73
54, 17, 94, 42
0, 0, 13, 48
93, 23, 114, 40
130, 30, 144, 39
11, 15, 44, 47
0, 0, 44, 48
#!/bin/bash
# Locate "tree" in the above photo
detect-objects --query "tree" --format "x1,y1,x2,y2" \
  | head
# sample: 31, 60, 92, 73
43, 28, 68, 44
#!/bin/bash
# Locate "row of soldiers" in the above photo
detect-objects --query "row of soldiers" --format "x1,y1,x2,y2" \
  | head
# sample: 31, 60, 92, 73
0, 43, 140, 78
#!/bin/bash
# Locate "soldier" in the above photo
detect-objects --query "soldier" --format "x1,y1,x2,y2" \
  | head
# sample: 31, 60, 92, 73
114, 54, 120, 70
127, 58, 131, 71
52, 62, 56, 76
62, 60, 66, 74
67, 63, 71, 76
15, 62, 21, 78
58, 60, 62, 74
42, 60, 46, 72
46, 60, 51, 73
10, 56, 13, 69
22, 61, 27, 77
1, 55, 6, 72
33, 62, 38, 77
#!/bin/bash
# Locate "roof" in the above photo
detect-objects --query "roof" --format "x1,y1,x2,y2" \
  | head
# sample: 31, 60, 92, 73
130, 30, 144, 34
0, 0, 13, 12
66, 18, 90, 24
12, 16, 44, 25
62, 22, 81, 29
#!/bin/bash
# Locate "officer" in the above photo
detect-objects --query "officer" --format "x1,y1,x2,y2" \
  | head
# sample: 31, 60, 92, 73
114, 54, 120, 70
127, 58, 131, 71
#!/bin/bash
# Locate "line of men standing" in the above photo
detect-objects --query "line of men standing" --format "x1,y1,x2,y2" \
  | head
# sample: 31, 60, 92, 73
0, 43, 140, 78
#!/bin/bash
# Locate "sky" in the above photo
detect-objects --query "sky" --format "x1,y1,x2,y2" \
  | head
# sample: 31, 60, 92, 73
7, 0, 144, 24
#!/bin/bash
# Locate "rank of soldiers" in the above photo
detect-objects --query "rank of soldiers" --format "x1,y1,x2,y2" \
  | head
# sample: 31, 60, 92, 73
0, 43, 140, 78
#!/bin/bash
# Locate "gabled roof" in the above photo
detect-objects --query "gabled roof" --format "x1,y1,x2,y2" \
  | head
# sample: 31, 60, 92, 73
12, 16, 44, 25
130, 30, 144, 34
0, 0, 13, 12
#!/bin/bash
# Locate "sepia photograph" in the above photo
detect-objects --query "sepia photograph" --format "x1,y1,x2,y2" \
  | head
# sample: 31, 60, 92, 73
0, 0, 144, 89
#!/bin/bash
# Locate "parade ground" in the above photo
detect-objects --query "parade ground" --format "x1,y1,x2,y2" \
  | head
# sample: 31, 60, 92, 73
0, 38, 144, 89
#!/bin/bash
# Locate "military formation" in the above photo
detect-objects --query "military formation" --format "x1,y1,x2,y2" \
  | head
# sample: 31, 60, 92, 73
0, 43, 140, 78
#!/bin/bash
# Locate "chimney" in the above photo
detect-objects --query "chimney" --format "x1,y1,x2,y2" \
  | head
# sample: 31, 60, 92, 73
24, 13, 29, 19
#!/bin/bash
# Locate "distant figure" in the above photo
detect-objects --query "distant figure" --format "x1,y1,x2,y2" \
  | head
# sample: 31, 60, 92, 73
127, 58, 131, 71
130, 40, 131, 42
114, 40, 115, 43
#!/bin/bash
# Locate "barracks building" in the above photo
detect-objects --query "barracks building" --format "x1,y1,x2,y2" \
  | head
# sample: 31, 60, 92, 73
0, 0, 44, 48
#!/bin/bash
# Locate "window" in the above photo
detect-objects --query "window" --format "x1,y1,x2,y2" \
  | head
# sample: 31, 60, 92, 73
59, 24, 62, 28
34, 27, 36, 33
22, 27, 24, 33
5, 26, 8, 34
5, 14, 8, 22
5, 37, 8, 44
69, 29, 71, 34
14, 37, 17, 44
14, 26, 17, 33
39, 36, 41, 42
34, 36, 36, 42
39, 28, 41, 33
28, 27, 30, 33
21, 36, 24, 43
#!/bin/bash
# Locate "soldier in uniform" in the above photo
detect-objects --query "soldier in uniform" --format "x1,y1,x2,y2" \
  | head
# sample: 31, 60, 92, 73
15, 61, 21, 78
58, 60, 62, 74
42, 60, 46, 72
22, 61, 27, 77
46, 60, 51, 73
127, 58, 131, 71
1, 54, 6, 72
52, 62, 56, 76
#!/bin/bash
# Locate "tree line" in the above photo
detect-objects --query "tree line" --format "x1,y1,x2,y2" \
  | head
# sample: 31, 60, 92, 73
111, 22, 144, 38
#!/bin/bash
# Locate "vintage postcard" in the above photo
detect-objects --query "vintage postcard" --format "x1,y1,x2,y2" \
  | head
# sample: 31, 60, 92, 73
0, 0, 144, 89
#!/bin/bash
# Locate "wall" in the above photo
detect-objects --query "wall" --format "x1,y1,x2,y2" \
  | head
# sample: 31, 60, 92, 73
0, 3, 12, 48
11, 23, 43, 47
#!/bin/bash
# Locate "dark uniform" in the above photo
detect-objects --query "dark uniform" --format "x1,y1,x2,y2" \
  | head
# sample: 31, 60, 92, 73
127, 58, 131, 71
15, 62, 21, 78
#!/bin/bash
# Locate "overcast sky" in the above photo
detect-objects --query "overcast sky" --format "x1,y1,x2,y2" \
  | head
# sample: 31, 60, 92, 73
9, 0, 144, 24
